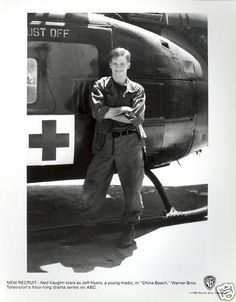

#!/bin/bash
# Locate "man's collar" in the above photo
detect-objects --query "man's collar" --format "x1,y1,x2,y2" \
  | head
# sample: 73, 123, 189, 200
107, 76, 136, 93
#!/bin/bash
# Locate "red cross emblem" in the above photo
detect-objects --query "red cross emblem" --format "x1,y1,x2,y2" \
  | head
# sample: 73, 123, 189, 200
29, 120, 70, 161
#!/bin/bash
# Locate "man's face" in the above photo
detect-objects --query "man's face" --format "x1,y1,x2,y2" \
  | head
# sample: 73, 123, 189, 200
109, 55, 130, 82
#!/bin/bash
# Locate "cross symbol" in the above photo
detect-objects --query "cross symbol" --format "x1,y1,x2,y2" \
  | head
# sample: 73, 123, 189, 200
29, 120, 70, 161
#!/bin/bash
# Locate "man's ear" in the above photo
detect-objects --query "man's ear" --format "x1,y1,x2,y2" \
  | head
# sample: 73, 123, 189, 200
127, 62, 131, 69
109, 62, 112, 69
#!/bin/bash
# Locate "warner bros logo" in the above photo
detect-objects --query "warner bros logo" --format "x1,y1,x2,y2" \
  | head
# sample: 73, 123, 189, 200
204, 275, 216, 290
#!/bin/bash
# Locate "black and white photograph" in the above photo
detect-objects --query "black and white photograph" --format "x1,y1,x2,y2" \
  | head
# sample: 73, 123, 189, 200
0, 1, 236, 302
27, 11, 209, 270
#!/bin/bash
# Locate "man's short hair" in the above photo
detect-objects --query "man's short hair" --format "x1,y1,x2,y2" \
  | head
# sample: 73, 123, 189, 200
109, 47, 131, 62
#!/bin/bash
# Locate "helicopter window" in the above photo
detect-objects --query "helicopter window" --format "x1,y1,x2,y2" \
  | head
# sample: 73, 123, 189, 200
27, 42, 98, 114
27, 58, 37, 104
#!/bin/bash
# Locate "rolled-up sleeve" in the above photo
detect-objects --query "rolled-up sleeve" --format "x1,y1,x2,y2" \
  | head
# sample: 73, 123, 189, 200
126, 85, 146, 127
90, 80, 110, 122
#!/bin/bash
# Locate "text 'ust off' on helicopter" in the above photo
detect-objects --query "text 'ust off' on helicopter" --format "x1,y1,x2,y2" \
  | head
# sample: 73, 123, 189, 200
27, 13, 208, 218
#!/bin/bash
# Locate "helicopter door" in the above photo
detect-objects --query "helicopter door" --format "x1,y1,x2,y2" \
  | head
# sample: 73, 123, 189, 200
27, 23, 112, 180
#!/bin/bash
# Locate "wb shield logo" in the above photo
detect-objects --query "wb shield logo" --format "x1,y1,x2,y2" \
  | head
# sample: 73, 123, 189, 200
204, 275, 216, 290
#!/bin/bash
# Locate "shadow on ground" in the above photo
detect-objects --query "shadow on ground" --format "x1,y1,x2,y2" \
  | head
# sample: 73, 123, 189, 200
27, 184, 207, 273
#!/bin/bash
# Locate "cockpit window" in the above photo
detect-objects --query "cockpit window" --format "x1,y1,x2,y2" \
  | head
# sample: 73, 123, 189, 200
27, 58, 37, 104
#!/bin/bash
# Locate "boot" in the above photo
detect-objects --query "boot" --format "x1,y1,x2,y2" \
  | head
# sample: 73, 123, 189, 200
117, 224, 136, 249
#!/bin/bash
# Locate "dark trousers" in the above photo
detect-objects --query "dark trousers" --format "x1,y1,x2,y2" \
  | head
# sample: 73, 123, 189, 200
81, 132, 144, 223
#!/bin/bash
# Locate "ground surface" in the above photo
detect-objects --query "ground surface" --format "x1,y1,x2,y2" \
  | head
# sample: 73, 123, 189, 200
27, 183, 207, 273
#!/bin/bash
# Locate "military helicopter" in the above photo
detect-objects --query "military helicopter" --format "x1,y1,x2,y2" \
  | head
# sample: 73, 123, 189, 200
27, 13, 208, 218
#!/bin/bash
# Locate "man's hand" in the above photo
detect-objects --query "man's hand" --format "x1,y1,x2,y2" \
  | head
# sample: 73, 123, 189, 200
120, 106, 132, 113
103, 106, 132, 119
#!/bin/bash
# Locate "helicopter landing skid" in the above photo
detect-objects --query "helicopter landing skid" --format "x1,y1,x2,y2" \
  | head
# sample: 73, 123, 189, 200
165, 207, 185, 218
144, 168, 207, 218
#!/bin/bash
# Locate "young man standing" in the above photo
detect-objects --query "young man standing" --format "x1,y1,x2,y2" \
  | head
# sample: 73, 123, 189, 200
80, 47, 146, 248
